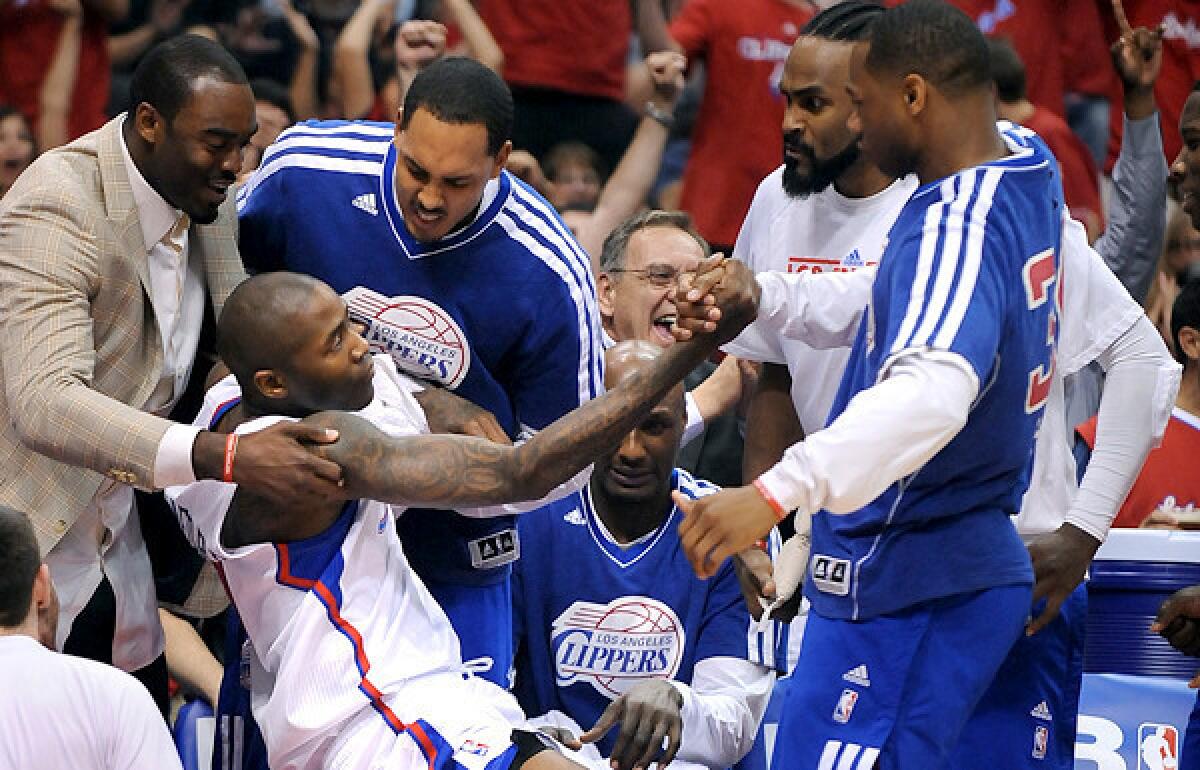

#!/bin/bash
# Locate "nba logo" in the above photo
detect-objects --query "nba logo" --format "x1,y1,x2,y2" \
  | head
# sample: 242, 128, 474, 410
1138, 723, 1180, 770
1032, 726, 1048, 760
833, 689, 858, 724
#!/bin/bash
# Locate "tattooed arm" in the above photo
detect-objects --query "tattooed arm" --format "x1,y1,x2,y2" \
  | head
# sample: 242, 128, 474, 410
304, 334, 730, 508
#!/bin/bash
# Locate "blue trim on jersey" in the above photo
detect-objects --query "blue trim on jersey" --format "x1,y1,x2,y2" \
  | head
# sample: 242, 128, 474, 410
208, 397, 241, 430
272, 501, 358, 590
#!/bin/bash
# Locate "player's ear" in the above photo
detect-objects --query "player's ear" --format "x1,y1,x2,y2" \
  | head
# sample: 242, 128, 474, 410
902, 74, 926, 117
492, 141, 513, 178
1179, 325, 1200, 362
253, 369, 288, 401
597, 271, 617, 322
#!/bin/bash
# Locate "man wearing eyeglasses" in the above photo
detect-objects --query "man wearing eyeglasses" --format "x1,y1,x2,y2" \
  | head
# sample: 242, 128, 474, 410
595, 210, 751, 488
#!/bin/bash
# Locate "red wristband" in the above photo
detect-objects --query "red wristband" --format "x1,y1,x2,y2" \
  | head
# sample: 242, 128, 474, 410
222, 432, 239, 483
753, 478, 788, 522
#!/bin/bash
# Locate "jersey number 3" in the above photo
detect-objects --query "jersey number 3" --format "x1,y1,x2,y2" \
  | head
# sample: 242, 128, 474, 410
1022, 248, 1057, 414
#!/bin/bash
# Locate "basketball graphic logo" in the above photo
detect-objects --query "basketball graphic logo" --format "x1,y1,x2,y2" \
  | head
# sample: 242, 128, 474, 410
551, 597, 685, 698
343, 287, 471, 388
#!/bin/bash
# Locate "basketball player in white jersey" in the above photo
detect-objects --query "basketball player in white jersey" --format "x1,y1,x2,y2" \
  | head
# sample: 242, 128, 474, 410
165, 271, 753, 770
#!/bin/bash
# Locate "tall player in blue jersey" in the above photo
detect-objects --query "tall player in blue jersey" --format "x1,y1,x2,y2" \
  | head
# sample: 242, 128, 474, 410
512, 343, 776, 770
672, 2, 1064, 767
235, 56, 603, 687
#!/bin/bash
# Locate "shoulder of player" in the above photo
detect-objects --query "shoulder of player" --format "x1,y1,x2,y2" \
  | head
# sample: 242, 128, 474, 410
244, 121, 391, 196
672, 468, 720, 503
491, 180, 591, 271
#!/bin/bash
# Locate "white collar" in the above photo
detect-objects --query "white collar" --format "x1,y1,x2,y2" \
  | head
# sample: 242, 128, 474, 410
118, 114, 185, 252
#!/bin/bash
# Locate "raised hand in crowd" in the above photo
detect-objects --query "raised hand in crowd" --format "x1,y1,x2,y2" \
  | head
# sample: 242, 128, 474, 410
395, 19, 448, 74
1110, 7, 1164, 121
277, 0, 320, 120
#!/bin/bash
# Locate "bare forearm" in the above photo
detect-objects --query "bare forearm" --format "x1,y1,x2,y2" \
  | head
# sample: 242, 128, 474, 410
742, 363, 802, 480
38, 14, 82, 150
289, 47, 320, 121
443, 0, 503, 71
107, 24, 157, 68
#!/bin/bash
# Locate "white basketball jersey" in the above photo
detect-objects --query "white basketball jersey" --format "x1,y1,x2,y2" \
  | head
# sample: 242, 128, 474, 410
725, 167, 917, 433
166, 356, 522, 770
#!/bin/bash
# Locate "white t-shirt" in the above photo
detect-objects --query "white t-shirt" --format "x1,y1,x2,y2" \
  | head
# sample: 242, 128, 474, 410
165, 356, 527, 770
725, 167, 918, 433
0, 634, 182, 770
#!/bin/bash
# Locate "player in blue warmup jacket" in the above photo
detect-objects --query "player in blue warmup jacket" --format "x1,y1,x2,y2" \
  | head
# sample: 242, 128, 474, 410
235, 57, 603, 680
513, 343, 778, 770
220, 57, 603, 770
670, 3, 1064, 768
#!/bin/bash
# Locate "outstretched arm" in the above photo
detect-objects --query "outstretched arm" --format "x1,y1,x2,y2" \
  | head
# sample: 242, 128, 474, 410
306, 333, 742, 507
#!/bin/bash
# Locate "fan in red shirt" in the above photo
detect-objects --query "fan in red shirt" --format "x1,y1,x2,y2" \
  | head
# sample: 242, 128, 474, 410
1098, 0, 1200, 171
1078, 277, 1200, 528
668, 0, 816, 251
989, 37, 1104, 240
0, 0, 125, 148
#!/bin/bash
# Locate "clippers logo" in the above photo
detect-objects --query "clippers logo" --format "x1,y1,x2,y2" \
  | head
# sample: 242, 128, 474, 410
785, 251, 877, 274
552, 597, 684, 697
833, 689, 858, 724
344, 288, 471, 388
1032, 725, 1048, 760
1139, 724, 1180, 770
459, 739, 490, 757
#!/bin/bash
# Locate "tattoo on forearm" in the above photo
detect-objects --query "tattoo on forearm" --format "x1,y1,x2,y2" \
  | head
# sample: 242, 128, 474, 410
305, 339, 713, 507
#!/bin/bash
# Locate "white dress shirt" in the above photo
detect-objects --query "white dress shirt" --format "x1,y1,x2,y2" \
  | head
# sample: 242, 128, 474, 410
44, 122, 207, 670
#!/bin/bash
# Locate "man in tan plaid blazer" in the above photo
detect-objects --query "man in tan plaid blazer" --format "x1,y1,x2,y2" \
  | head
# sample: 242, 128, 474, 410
0, 36, 342, 705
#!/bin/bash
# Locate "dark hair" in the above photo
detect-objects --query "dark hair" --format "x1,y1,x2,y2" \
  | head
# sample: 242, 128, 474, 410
987, 37, 1027, 103
600, 210, 709, 273
250, 78, 295, 124
129, 34, 249, 122
802, 0, 884, 42
867, 0, 992, 97
401, 57, 514, 156
0, 506, 41, 628
1172, 277, 1200, 365
543, 141, 607, 184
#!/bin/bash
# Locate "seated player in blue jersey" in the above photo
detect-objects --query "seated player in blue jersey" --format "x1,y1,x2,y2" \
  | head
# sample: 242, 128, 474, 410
512, 342, 776, 770
666, 2, 1067, 768
165, 271, 754, 770
236, 56, 606, 691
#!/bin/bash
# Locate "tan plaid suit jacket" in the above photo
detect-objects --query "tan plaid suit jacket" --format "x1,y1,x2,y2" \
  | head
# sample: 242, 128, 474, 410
0, 116, 247, 555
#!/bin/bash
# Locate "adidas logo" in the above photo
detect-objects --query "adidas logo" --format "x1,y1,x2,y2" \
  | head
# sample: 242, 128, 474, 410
351, 193, 378, 216
563, 509, 586, 526
844, 249, 864, 268
842, 664, 870, 687
1030, 701, 1052, 721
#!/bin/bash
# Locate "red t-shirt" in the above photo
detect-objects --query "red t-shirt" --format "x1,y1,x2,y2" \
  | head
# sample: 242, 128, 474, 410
478, 0, 630, 101
1078, 408, 1200, 528
671, 0, 813, 247
1025, 106, 1105, 234
0, 1, 111, 141
1063, 0, 1119, 98
1099, 0, 1200, 172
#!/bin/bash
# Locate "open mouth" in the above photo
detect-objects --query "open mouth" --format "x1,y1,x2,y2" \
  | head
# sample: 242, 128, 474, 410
651, 313, 677, 345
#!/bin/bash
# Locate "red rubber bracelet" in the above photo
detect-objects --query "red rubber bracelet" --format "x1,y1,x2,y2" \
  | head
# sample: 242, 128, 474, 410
753, 478, 788, 522
223, 432, 239, 483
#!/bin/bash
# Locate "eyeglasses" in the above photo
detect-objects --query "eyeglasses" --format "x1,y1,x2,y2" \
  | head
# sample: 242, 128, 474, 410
607, 264, 681, 288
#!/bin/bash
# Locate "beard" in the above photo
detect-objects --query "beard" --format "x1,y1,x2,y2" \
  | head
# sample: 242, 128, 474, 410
781, 133, 861, 199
